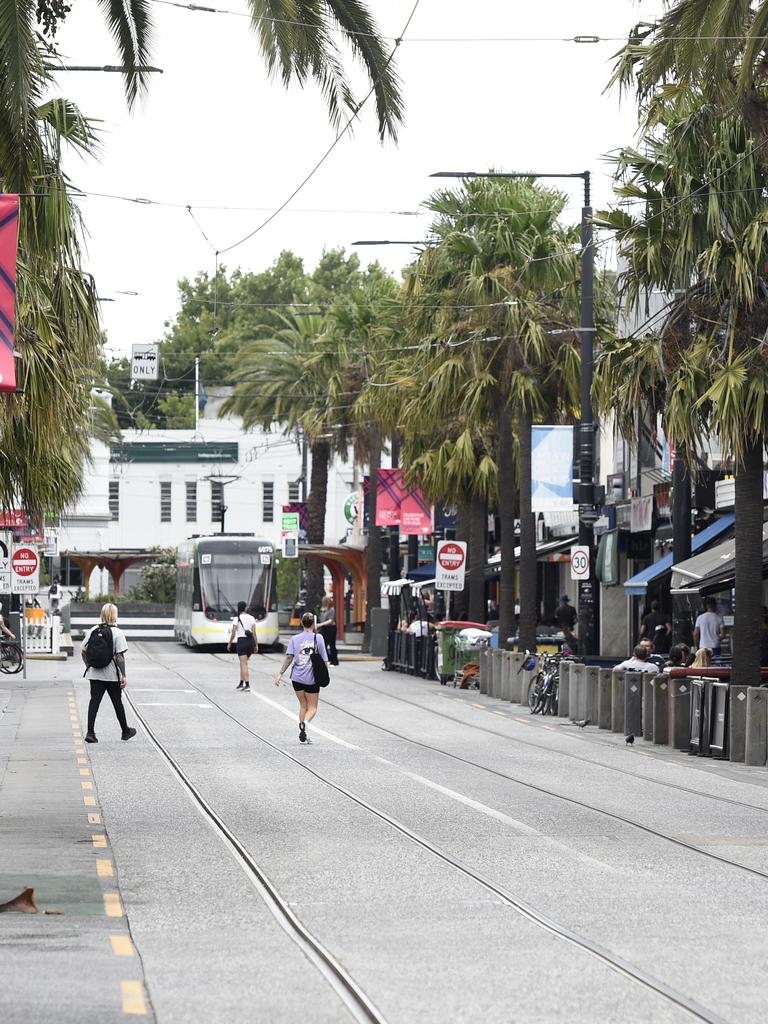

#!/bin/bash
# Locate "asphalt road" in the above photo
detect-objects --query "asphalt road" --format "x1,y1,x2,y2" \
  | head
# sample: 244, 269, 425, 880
4, 643, 768, 1023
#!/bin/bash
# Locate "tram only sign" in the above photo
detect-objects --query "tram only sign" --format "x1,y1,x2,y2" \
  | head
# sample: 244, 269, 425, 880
11, 545, 39, 594
435, 540, 467, 592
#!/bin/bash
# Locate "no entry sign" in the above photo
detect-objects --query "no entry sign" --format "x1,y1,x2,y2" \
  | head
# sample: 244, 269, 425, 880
11, 545, 40, 594
435, 540, 467, 592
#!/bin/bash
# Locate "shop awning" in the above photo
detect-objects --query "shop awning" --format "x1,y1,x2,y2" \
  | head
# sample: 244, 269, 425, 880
670, 520, 768, 595
486, 536, 577, 577
622, 514, 735, 596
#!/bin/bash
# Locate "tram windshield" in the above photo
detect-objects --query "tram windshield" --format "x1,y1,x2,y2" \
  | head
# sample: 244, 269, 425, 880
198, 541, 273, 620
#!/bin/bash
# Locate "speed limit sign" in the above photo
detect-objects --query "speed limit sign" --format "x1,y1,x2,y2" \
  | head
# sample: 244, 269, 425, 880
570, 545, 590, 581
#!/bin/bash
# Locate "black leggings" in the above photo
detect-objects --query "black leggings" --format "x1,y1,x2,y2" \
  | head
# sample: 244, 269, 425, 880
324, 624, 338, 665
87, 680, 128, 733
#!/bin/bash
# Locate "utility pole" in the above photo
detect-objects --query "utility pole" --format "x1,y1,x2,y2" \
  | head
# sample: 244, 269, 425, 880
389, 437, 401, 629
672, 448, 692, 645
194, 357, 200, 432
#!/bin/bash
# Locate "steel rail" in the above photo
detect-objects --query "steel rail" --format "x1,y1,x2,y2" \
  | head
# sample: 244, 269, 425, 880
132, 645, 733, 1024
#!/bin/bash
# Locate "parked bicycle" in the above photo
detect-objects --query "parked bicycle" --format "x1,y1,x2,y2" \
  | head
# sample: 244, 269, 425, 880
0, 638, 23, 674
526, 651, 574, 716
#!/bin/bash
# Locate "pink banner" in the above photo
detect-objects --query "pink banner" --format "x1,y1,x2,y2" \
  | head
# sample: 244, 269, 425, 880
400, 484, 433, 535
375, 468, 406, 527
0, 194, 19, 393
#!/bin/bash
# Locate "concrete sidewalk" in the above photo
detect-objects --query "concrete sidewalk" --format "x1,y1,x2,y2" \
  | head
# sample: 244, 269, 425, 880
0, 666, 152, 1024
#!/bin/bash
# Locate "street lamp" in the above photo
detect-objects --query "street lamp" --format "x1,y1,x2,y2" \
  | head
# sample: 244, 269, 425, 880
430, 169, 598, 655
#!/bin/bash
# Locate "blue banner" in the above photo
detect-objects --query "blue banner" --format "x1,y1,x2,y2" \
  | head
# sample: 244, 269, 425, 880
531, 425, 575, 511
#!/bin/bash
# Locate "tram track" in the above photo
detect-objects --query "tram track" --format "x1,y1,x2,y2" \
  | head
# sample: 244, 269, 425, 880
130, 643, 738, 1024
203, 651, 768, 881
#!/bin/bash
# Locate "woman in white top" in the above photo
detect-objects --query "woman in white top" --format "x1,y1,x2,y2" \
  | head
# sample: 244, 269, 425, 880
227, 601, 258, 691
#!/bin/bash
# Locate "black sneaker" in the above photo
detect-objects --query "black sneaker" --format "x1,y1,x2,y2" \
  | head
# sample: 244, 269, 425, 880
243, 685, 250, 692
121, 728, 137, 742
85, 732, 98, 743
236, 682, 244, 690
299, 722, 307, 743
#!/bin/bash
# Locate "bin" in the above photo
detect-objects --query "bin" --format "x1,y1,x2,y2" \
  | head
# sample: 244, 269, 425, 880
689, 678, 711, 755
453, 631, 490, 688
435, 620, 487, 685
710, 680, 729, 759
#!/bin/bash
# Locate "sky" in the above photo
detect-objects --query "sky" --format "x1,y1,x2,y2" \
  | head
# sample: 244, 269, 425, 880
51, 0, 662, 358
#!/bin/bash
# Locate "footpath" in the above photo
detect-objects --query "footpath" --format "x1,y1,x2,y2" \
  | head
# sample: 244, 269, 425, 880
0, 662, 152, 1024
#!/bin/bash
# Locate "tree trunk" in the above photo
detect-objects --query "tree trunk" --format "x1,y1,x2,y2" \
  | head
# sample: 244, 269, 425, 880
518, 410, 537, 651
467, 494, 487, 624
388, 436, 401, 630
732, 436, 765, 688
498, 404, 517, 650
672, 448, 693, 646
453, 500, 469, 620
305, 440, 330, 614
363, 428, 382, 652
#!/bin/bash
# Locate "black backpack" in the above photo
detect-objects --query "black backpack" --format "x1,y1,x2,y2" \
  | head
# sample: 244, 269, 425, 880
85, 624, 115, 669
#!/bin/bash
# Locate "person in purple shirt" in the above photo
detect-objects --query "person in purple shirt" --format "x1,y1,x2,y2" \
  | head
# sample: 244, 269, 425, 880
274, 612, 330, 743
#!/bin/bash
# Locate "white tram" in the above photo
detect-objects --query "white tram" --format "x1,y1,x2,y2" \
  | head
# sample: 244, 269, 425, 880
175, 534, 279, 648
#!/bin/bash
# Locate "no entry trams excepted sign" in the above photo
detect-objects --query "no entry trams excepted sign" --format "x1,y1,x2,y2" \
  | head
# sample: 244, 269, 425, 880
11, 545, 39, 594
435, 540, 467, 592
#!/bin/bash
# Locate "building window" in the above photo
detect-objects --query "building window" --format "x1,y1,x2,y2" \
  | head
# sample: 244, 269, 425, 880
160, 481, 172, 523
262, 481, 274, 523
186, 481, 197, 523
108, 480, 119, 522
211, 480, 224, 522
288, 480, 301, 503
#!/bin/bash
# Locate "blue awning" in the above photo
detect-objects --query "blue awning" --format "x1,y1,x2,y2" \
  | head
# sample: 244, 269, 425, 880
622, 514, 735, 596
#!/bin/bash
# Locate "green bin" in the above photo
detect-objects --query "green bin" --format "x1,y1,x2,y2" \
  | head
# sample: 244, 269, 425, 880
436, 620, 488, 685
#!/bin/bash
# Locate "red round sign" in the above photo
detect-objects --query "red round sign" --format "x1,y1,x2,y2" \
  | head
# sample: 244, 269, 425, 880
12, 546, 39, 577
438, 542, 465, 571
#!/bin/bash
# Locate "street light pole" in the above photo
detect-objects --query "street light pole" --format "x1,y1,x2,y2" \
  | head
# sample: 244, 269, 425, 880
430, 170, 598, 653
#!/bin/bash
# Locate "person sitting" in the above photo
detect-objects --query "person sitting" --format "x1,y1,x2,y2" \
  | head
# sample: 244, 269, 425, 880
613, 644, 657, 672
402, 612, 430, 637
665, 643, 691, 670
690, 647, 712, 669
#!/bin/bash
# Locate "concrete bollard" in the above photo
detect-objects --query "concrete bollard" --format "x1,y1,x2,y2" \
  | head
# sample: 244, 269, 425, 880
492, 650, 504, 699
729, 685, 749, 763
480, 650, 491, 695
508, 653, 525, 703
642, 674, 654, 740
597, 669, 612, 730
611, 670, 625, 733
558, 661, 571, 718
624, 671, 644, 736
667, 677, 692, 749
585, 667, 599, 724
652, 675, 669, 745
570, 663, 586, 721
500, 651, 513, 701
745, 687, 768, 767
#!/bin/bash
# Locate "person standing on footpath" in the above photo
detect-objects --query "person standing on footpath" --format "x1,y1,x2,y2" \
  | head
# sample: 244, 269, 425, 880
316, 595, 339, 666
555, 595, 578, 651
227, 601, 258, 691
274, 612, 330, 743
81, 603, 135, 743
640, 599, 672, 654
694, 597, 725, 658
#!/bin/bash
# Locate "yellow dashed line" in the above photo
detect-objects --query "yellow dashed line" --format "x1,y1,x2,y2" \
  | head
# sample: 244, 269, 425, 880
81, 781, 93, 790
111, 935, 134, 957
121, 980, 147, 1015
75, 747, 85, 755
79, 768, 91, 777
77, 757, 88, 765
88, 813, 102, 825
83, 795, 96, 807
96, 859, 114, 877
103, 892, 123, 917
92, 834, 108, 849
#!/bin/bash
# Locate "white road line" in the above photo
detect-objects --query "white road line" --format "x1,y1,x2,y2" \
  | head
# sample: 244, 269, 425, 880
248, 690, 359, 750
374, 756, 619, 873
132, 688, 196, 693
135, 702, 213, 708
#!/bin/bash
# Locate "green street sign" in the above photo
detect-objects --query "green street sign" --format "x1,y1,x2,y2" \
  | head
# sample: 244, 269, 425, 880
281, 512, 300, 533
418, 544, 435, 562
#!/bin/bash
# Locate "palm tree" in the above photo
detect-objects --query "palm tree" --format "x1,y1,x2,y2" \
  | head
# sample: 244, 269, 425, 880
20, 0, 403, 137
220, 312, 339, 611
394, 177, 585, 649
594, 85, 768, 688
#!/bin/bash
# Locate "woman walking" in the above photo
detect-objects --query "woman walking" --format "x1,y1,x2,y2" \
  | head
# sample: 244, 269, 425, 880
274, 612, 330, 743
227, 601, 258, 691
81, 603, 136, 743
316, 595, 339, 666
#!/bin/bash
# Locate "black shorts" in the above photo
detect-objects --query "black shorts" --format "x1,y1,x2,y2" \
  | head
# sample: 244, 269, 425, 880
236, 637, 255, 657
292, 681, 320, 694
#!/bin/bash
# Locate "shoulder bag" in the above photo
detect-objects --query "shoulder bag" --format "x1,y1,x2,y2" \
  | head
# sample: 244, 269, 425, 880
311, 635, 330, 688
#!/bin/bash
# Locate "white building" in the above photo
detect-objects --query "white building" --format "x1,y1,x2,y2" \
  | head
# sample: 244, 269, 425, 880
58, 400, 357, 595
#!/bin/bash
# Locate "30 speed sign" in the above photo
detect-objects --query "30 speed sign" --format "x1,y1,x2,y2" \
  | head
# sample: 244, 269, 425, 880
570, 545, 590, 581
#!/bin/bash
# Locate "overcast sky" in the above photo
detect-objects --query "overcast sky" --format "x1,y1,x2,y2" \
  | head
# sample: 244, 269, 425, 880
53, 0, 660, 358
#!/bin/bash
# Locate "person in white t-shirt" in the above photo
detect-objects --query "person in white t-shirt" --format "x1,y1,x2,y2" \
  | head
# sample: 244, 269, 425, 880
227, 600, 258, 691
613, 645, 657, 673
694, 598, 724, 656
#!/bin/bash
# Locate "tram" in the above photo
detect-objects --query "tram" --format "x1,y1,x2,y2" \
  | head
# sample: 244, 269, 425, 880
175, 534, 279, 648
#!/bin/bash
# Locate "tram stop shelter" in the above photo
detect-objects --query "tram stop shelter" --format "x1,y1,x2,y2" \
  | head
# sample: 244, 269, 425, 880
59, 550, 153, 597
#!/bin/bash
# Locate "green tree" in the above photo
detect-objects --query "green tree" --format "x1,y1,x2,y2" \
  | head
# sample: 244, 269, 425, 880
132, 547, 177, 603
594, 85, 768, 687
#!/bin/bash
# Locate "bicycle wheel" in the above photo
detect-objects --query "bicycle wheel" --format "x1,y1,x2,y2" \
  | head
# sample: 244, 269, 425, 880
527, 676, 541, 712
0, 644, 23, 674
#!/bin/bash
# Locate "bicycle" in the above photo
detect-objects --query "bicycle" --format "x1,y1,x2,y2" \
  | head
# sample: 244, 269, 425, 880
527, 651, 573, 716
0, 638, 23, 674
